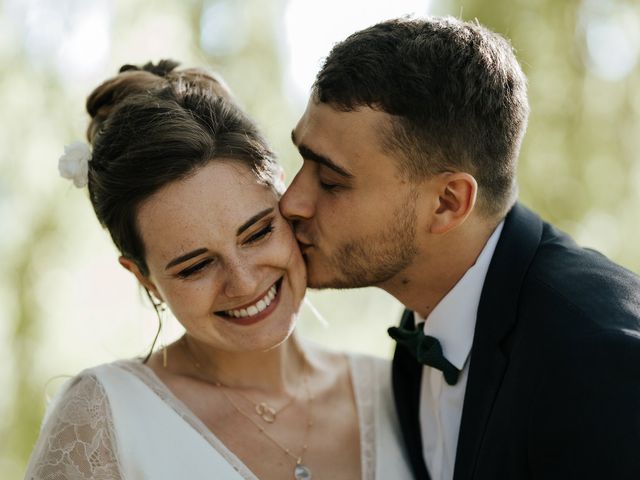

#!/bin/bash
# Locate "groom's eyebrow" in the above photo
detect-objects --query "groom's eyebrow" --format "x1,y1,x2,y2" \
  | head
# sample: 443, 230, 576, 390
291, 130, 353, 179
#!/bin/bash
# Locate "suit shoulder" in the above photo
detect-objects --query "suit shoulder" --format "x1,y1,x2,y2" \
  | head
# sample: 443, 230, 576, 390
523, 221, 640, 332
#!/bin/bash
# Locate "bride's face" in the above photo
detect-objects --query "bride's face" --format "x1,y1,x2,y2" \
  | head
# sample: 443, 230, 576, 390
130, 160, 307, 353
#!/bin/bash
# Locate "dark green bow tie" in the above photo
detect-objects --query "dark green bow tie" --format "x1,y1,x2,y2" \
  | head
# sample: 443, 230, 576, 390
388, 325, 461, 386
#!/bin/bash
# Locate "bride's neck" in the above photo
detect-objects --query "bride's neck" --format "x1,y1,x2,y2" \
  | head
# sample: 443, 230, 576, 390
170, 333, 306, 395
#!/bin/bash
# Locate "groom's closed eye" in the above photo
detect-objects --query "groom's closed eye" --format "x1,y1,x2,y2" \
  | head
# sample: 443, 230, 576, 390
291, 130, 354, 180
317, 166, 348, 192
296, 145, 353, 180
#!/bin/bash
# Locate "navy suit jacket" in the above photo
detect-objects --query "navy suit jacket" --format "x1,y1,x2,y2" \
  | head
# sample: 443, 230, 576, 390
392, 202, 640, 479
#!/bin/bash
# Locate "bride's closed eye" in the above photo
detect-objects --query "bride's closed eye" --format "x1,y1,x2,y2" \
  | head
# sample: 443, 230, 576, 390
244, 221, 274, 245
177, 258, 214, 279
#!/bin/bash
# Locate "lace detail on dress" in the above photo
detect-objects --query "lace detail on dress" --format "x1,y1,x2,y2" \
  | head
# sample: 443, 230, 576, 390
349, 354, 377, 480
25, 373, 122, 480
114, 359, 259, 480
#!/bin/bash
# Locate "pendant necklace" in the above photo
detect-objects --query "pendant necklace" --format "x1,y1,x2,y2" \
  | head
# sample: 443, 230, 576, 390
218, 362, 313, 479
242, 391, 295, 424
181, 336, 295, 423
181, 336, 314, 478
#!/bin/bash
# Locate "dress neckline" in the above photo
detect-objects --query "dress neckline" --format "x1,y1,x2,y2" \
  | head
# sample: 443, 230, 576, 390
112, 353, 376, 480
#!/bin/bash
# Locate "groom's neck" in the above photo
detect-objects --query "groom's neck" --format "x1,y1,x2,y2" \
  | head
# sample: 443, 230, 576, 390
379, 217, 497, 318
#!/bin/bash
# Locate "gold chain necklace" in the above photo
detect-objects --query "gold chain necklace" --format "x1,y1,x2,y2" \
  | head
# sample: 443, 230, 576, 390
218, 364, 314, 480
180, 336, 296, 423
180, 336, 314, 479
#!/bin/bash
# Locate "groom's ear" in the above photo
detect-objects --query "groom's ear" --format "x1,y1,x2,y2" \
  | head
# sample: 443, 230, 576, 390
429, 172, 477, 234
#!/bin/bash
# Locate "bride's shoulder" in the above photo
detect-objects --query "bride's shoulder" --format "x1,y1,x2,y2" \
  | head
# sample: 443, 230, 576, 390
46, 359, 141, 410
297, 337, 348, 374
25, 363, 124, 479
344, 351, 391, 367
298, 336, 392, 383
345, 353, 393, 388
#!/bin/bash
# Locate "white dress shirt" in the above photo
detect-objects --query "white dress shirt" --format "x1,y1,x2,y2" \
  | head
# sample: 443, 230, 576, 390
416, 221, 504, 480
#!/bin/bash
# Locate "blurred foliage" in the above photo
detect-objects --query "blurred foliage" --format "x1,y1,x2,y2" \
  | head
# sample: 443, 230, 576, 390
1, 0, 638, 477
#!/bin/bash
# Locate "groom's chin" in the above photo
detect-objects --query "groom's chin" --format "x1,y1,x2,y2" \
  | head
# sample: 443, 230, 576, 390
304, 260, 339, 290
304, 264, 360, 290
302, 250, 358, 289
304, 265, 331, 290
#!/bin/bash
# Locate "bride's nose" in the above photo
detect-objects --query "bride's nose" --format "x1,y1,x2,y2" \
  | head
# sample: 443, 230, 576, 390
223, 258, 259, 299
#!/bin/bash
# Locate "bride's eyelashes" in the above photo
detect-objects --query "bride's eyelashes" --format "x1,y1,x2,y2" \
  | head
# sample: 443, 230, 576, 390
177, 258, 214, 279
244, 221, 274, 244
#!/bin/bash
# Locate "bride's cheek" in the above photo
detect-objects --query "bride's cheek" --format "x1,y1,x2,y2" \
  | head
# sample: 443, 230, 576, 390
268, 224, 296, 264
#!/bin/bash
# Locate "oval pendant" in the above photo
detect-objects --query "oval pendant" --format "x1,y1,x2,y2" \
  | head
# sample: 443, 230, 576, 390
294, 463, 312, 479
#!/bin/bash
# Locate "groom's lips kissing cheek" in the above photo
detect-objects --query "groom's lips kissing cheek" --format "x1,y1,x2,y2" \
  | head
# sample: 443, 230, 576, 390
292, 230, 318, 264
295, 236, 313, 256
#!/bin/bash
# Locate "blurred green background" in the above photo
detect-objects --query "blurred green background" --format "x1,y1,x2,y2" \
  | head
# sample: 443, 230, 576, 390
1, 0, 639, 476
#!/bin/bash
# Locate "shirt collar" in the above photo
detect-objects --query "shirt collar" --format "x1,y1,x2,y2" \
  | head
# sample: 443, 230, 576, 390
414, 221, 504, 370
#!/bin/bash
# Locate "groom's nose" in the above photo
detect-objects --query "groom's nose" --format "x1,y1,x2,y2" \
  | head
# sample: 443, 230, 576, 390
280, 164, 316, 222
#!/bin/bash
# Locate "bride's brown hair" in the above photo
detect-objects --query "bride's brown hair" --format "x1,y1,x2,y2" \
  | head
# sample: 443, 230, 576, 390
85, 60, 278, 277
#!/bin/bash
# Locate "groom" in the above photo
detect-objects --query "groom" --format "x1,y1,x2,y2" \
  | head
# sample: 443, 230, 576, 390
280, 16, 640, 480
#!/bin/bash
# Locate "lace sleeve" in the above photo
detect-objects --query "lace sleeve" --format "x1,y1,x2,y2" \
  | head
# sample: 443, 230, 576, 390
24, 371, 122, 480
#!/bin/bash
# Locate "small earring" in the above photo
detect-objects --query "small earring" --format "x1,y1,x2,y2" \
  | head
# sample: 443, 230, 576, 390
159, 302, 168, 367
142, 288, 168, 365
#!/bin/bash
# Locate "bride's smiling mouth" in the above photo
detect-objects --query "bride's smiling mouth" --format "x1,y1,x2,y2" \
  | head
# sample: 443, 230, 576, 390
214, 277, 283, 326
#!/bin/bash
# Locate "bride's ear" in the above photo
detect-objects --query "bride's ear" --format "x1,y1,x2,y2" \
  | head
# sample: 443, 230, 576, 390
429, 172, 477, 234
119, 256, 164, 302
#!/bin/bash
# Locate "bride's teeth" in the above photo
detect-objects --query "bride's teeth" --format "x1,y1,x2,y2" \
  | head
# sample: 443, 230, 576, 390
224, 281, 279, 318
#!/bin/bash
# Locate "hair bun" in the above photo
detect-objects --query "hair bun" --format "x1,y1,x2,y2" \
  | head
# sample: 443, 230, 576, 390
86, 59, 234, 143
86, 60, 179, 142
119, 59, 180, 78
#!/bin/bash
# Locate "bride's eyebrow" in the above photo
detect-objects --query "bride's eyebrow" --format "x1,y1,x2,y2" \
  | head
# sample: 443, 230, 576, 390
236, 207, 274, 236
165, 248, 208, 270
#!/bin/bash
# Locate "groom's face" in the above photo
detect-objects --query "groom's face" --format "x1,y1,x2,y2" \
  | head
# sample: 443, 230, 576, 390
280, 100, 423, 289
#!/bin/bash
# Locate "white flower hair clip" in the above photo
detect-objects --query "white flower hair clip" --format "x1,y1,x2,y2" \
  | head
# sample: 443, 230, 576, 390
58, 141, 92, 188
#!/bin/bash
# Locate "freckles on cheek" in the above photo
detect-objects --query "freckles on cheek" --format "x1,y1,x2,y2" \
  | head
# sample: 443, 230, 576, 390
165, 281, 211, 312
281, 233, 305, 270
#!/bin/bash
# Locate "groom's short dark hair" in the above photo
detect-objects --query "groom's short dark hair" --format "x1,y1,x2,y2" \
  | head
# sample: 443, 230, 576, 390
314, 17, 529, 218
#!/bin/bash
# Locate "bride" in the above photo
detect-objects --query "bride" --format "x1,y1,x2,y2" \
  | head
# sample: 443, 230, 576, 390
24, 60, 412, 479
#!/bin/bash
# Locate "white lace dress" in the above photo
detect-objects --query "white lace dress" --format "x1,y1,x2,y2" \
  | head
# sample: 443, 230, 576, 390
24, 354, 412, 479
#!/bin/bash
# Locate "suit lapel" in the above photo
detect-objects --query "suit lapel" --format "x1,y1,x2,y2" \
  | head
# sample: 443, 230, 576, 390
453, 203, 543, 480
392, 309, 430, 479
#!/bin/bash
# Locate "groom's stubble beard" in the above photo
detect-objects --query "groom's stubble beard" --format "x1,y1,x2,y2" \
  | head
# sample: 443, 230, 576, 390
307, 190, 420, 289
